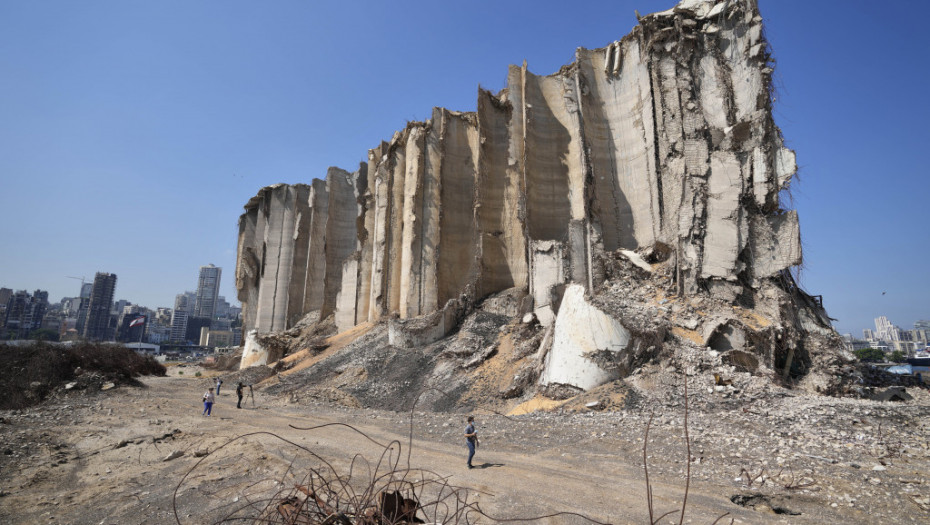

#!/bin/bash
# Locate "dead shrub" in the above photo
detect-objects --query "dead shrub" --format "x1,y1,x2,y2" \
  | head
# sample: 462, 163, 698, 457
0, 342, 166, 410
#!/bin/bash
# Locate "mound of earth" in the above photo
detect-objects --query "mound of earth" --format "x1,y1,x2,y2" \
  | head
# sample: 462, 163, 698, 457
0, 342, 166, 410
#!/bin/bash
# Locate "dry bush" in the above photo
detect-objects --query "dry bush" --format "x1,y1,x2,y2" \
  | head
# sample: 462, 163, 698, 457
0, 342, 166, 410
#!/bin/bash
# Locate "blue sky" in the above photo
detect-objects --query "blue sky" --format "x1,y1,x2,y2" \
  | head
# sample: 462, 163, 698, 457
0, 1, 927, 335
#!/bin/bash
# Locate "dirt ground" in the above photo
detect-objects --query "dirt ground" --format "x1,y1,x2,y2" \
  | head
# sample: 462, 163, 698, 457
2, 370, 929, 525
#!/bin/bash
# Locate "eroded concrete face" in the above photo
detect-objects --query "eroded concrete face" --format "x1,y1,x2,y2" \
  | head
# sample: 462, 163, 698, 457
540, 285, 631, 390
236, 0, 804, 351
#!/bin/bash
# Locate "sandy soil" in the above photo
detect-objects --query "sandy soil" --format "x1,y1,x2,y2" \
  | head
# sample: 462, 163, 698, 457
1, 374, 928, 525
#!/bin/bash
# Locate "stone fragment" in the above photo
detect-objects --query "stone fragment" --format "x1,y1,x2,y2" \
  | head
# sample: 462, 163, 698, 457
540, 285, 632, 390
163, 450, 184, 462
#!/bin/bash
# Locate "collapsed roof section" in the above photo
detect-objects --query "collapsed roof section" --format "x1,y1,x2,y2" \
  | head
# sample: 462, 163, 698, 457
236, 0, 802, 340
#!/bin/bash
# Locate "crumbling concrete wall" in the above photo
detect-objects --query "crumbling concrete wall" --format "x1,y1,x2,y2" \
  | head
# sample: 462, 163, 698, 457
236, 184, 314, 334
237, 0, 807, 361
321, 165, 367, 319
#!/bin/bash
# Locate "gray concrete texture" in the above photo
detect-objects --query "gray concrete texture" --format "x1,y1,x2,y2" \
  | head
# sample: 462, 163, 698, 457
236, 0, 801, 335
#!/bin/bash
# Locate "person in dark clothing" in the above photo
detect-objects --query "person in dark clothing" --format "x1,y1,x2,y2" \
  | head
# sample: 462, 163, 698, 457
464, 416, 479, 469
236, 382, 244, 409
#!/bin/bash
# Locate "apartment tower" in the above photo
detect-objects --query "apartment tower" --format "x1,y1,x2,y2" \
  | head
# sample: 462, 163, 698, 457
82, 272, 117, 341
194, 264, 222, 320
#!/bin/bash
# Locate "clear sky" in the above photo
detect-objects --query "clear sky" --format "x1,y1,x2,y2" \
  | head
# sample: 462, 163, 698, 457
1, 1, 927, 335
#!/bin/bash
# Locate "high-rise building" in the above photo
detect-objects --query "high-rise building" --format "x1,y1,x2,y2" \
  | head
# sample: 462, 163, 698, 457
2, 289, 49, 339
194, 264, 222, 320
169, 309, 188, 343
169, 292, 195, 342
112, 299, 130, 315
874, 316, 901, 342
82, 272, 117, 341
215, 296, 230, 318
75, 282, 93, 335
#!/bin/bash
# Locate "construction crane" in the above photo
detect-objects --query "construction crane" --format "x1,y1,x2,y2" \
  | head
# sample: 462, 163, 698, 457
66, 276, 88, 294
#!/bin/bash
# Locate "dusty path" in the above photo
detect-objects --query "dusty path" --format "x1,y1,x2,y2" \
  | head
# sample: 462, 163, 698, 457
1, 375, 923, 524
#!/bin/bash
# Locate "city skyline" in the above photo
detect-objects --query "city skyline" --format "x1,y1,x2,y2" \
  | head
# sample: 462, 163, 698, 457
1, 1, 928, 332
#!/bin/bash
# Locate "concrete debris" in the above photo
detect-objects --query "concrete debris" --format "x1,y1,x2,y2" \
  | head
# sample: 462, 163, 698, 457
870, 387, 913, 403
540, 284, 633, 391
618, 250, 653, 273
162, 450, 184, 462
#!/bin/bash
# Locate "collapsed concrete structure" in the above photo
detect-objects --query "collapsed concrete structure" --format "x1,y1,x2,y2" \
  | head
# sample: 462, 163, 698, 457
235, 0, 837, 393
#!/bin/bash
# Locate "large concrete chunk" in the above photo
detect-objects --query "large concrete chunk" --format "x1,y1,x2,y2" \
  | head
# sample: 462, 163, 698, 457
540, 285, 631, 391
701, 152, 746, 280
749, 210, 802, 281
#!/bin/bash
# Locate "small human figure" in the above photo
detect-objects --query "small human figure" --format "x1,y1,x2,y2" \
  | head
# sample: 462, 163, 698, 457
202, 388, 215, 416
236, 382, 245, 409
464, 416, 479, 469
215, 378, 223, 396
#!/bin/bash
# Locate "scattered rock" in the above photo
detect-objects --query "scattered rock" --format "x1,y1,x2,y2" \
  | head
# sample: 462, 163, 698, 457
162, 451, 184, 462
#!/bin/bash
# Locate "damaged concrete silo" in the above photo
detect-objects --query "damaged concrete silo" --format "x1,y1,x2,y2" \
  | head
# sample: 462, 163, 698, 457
235, 0, 835, 390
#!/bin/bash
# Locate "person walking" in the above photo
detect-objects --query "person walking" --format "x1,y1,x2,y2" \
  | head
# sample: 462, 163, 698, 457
215, 378, 223, 396
464, 416, 479, 469
236, 382, 245, 409
202, 387, 215, 416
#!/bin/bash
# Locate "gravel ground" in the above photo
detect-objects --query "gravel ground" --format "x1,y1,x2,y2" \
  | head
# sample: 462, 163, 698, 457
3, 372, 927, 525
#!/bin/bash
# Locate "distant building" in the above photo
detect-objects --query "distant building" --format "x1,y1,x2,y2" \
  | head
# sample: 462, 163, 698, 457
194, 264, 222, 320
3, 289, 49, 339
0, 288, 11, 329
82, 272, 117, 341
60, 297, 82, 317
112, 299, 130, 316
199, 326, 241, 348
875, 316, 901, 342
914, 321, 930, 345
117, 313, 147, 343
841, 334, 872, 352
185, 316, 211, 342
169, 296, 189, 343
863, 329, 875, 341
75, 282, 93, 335
215, 296, 230, 318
